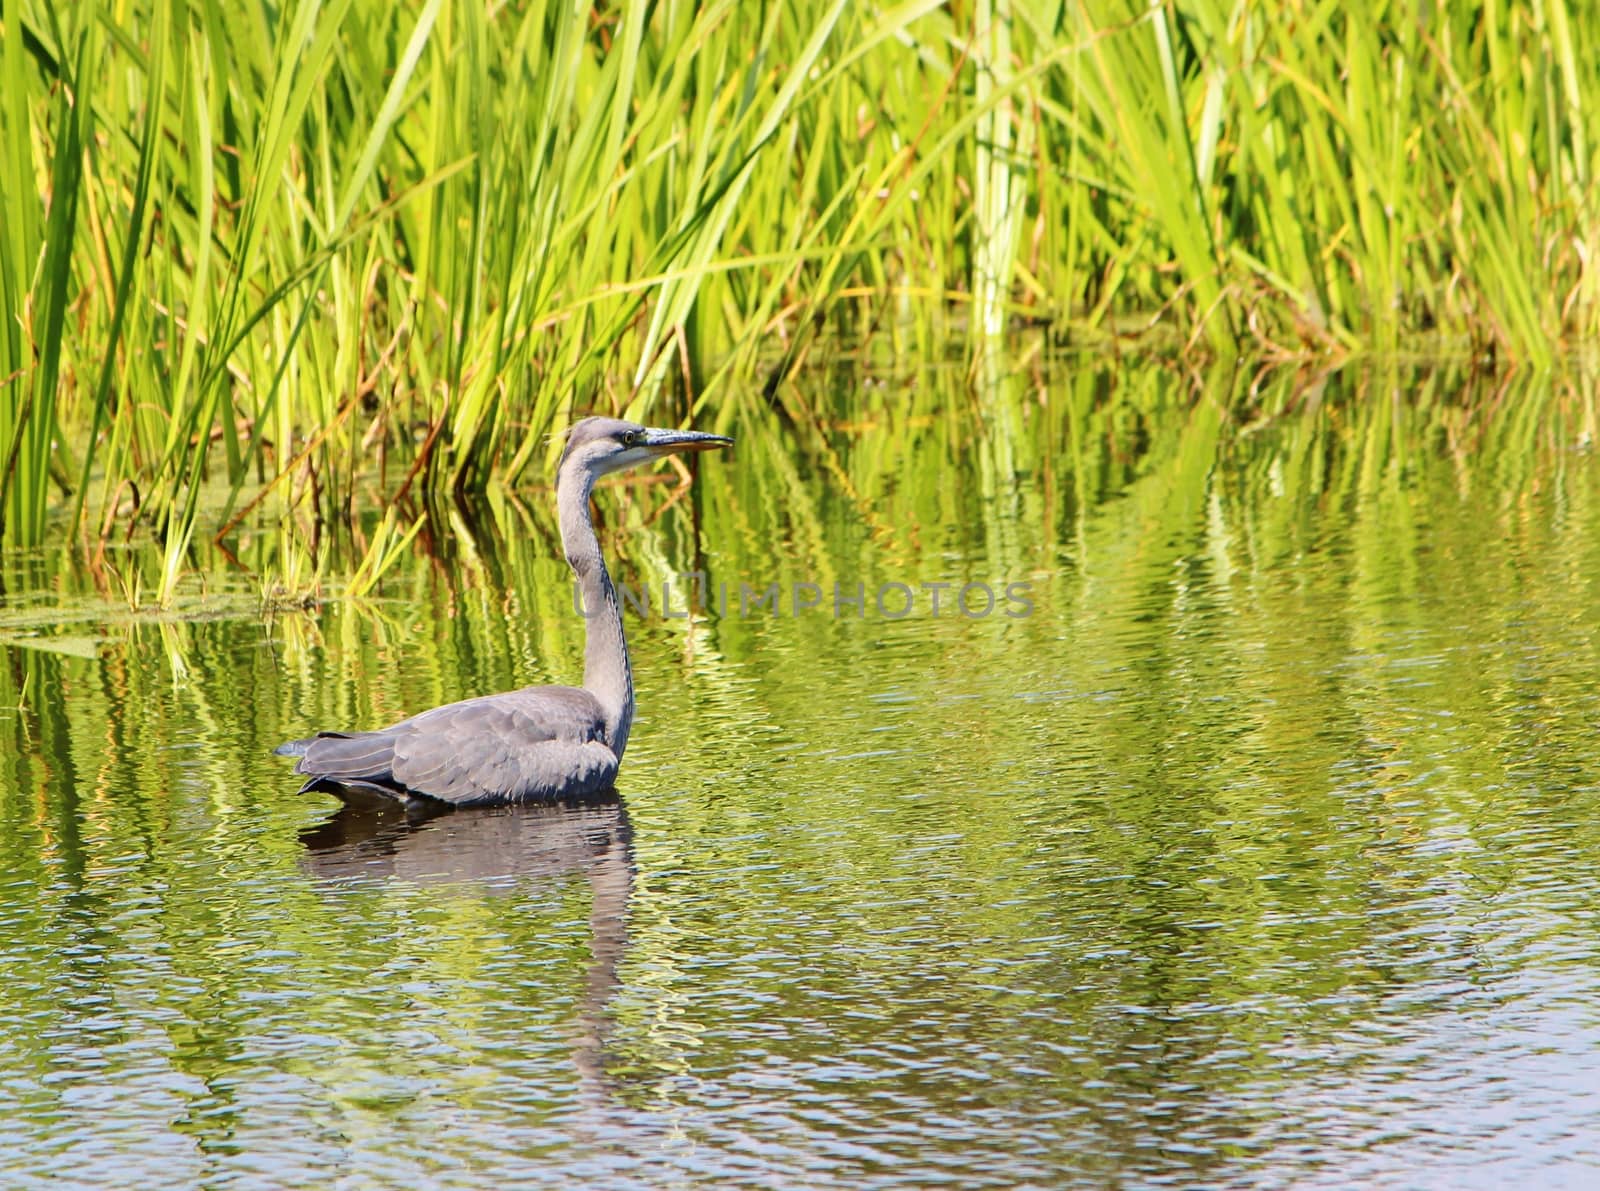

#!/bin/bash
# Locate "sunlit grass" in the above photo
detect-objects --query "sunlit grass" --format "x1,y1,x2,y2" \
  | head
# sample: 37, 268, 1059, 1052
1, 0, 1596, 587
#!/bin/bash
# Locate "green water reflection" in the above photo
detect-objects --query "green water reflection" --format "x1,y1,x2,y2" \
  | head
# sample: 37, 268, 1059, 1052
3, 360, 1600, 1187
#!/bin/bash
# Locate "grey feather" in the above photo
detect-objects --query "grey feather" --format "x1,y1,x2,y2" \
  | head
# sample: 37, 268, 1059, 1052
287, 686, 619, 808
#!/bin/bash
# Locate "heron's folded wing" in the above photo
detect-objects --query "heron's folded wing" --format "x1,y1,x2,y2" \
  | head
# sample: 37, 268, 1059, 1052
388, 686, 618, 805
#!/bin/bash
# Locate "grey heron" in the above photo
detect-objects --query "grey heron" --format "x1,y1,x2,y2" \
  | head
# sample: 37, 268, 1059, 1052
274, 416, 732, 807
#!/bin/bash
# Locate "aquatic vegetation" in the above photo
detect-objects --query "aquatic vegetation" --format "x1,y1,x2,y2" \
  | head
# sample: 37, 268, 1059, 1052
1, 0, 1595, 584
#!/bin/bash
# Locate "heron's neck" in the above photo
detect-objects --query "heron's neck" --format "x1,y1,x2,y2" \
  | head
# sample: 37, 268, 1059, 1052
559, 463, 634, 758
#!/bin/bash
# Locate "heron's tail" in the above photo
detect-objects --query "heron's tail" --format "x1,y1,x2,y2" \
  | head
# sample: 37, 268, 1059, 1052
278, 729, 401, 792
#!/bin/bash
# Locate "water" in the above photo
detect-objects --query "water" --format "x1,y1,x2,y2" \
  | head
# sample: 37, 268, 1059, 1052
3, 363, 1600, 1187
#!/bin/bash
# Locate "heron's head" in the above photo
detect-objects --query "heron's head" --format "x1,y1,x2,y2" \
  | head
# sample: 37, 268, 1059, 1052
558, 416, 733, 485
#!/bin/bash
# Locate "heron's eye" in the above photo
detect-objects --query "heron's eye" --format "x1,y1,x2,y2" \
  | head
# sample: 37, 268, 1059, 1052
622, 430, 643, 447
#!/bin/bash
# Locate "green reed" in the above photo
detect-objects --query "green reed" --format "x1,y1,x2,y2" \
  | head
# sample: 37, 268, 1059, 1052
1, 0, 1596, 592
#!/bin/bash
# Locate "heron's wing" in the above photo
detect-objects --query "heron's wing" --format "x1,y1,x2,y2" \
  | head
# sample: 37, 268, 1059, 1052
289, 686, 619, 806
392, 686, 618, 805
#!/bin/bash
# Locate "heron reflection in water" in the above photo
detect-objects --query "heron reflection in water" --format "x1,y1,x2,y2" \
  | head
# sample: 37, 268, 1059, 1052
301, 799, 633, 1102
275, 417, 731, 807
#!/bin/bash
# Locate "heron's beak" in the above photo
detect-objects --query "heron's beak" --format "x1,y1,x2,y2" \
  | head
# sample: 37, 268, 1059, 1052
641, 427, 734, 456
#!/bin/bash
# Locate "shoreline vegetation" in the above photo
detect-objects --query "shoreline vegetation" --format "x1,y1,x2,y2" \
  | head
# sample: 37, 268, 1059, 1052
1, 1, 1596, 600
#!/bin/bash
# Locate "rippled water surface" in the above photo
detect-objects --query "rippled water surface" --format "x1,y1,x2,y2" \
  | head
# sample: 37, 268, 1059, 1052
4, 364, 1600, 1187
